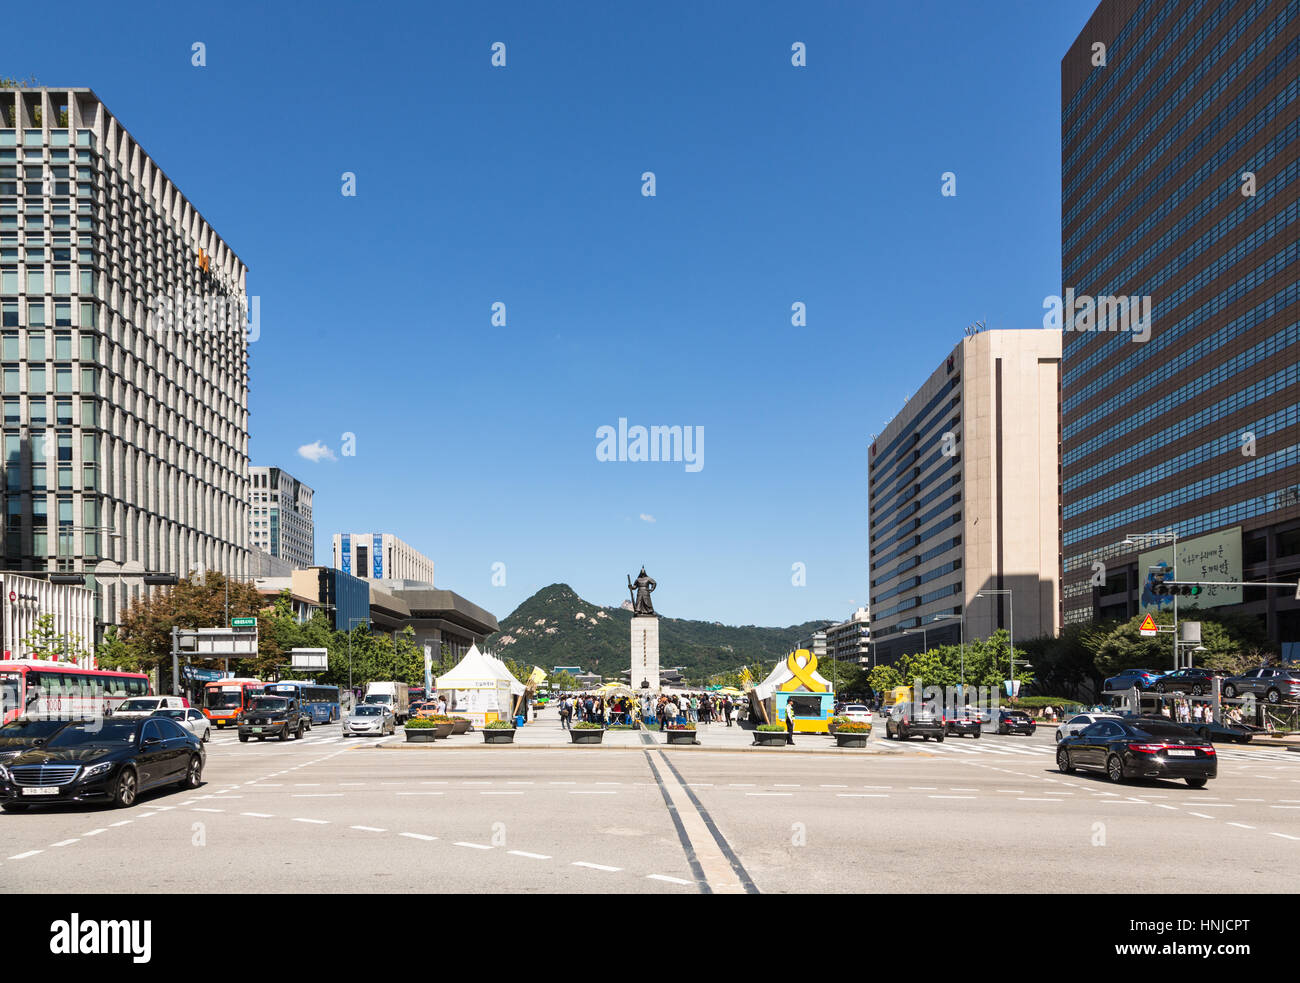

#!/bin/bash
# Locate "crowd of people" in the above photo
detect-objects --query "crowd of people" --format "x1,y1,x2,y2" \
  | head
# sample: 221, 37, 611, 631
555, 691, 747, 729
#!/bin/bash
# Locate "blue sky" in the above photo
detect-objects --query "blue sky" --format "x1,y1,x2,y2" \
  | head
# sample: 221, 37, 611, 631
15, 0, 1100, 627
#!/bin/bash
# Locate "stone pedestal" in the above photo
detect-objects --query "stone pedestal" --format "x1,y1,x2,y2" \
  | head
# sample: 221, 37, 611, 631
630, 616, 660, 692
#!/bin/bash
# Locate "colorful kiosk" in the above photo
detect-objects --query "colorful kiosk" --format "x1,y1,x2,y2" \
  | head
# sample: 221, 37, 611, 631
436, 645, 524, 727
748, 648, 835, 733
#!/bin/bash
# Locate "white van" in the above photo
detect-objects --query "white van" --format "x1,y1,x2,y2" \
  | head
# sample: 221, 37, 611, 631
362, 681, 410, 724
113, 695, 188, 718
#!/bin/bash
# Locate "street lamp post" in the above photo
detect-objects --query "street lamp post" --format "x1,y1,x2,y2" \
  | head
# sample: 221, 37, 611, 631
976, 590, 1014, 695
902, 625, 928, 654
931, 613, 965, 687
346, 617, 369, 704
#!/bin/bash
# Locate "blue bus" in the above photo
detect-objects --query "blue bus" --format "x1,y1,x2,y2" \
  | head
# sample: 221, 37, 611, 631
264, 681, 341, 724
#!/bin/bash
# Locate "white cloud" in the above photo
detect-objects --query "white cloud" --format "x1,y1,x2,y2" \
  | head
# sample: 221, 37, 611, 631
639, 513, 656, 523
298, 440, 337, 463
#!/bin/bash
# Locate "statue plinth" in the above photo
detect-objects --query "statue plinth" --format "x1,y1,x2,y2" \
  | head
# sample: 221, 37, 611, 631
630, 616, 660, 693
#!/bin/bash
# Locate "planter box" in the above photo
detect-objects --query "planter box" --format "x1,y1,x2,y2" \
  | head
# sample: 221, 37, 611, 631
405, 729, 438, 743
570, 729, 605, 744
482, 729, 516, 744
665, 730, 699, 746
834, 732, 870, 748
451, 719, 470, 735
752, 731, 789, 747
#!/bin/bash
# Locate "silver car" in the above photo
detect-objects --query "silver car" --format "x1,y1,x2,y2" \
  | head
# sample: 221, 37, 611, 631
1055, 712, 1120, 743
1221, 667, 1300, 704
152, 707, 211, 743
342, 703, 395, 737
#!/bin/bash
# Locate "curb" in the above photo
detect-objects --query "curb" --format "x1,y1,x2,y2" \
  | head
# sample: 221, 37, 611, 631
369, 742, 902, 756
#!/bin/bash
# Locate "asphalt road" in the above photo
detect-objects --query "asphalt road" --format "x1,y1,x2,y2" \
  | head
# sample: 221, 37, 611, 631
4, 716, 1298, 893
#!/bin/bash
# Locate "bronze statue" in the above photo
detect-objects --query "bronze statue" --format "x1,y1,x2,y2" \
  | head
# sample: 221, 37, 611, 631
627, 567, 657, 616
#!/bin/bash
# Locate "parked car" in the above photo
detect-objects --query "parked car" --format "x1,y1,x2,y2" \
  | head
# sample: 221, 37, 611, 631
0, 716, 205, 810
151, 707, 211, 743
839, 704, 873, 725
0, 717, 74, 764
341, 703, 396, 737
1185, 718, 1255, 744
885, 702, 945, 742
1055, 712, 1121, 743
1222, 667, 1300, 704
944, 708, 982, 738
996, 709, 1036, 735
237, 695, 310, 743
1102, 668, 1163, 693
112, 695, 188, 718
1152, 667, 1226, 695
1055, 716, 1216, 787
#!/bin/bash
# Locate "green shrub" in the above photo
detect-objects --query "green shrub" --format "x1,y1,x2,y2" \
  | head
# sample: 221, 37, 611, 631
666, 722, 697, 731
757, 723, 787, 732
573, 721, 604, 730
404, 716, 439, 729
835, 721, 872, 733
485, 719, 515, 730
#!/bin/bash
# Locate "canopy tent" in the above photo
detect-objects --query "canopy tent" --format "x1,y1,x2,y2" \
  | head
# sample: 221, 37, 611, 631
436, 645, 524, 725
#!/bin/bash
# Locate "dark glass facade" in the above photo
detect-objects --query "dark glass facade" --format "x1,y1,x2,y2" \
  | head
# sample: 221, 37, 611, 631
1061, 0, 1300, 640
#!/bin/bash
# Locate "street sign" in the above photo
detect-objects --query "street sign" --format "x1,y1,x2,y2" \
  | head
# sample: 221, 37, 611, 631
231, 617, 257, 628
1138, 613, 1158, 637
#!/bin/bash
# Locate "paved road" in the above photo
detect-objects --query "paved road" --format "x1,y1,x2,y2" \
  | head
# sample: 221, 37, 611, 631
4, 716, 1298, 893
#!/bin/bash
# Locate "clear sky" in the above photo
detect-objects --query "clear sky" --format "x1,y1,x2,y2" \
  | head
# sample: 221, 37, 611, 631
15, 0, 1100, 627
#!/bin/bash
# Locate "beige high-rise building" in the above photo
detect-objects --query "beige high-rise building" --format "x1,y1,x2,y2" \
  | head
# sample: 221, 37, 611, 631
1, 88, 250, 632
868, 329, 1062, 665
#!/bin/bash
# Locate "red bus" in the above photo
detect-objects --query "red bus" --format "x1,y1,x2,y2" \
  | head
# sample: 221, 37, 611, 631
0, 659, 152, 725
201, 678, 266, 728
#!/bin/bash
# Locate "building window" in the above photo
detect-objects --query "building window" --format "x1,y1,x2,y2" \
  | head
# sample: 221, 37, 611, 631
28, 332, 44, 360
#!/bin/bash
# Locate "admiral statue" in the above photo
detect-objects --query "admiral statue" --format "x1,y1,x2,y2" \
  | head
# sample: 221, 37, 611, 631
627, 567, 657, 617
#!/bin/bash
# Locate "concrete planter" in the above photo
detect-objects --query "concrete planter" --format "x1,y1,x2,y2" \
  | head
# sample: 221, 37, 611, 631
834, 732, 870, 748
450, 718, 471, 735
482, 728, 516, 744
405, 729, 438, 744
665, 729, 700, 746
570, 729, 605, 744
752, 731, 789, 747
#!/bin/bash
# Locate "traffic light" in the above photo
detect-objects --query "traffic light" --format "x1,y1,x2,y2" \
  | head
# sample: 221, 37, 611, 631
1150, 564, 1169, 594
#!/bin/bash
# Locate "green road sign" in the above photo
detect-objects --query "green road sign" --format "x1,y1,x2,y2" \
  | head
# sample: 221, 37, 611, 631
231, 617, 257, 627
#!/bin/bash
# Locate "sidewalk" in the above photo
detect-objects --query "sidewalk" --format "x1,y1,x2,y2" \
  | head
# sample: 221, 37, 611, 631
380, 707, 900, 754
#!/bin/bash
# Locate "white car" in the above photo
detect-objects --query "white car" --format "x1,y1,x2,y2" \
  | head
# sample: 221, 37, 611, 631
840, 704, 873, 724
342, 703, 396, 737
112, 696, 188, 719
1055, 712, 1121, 743
152, 707, 211, 743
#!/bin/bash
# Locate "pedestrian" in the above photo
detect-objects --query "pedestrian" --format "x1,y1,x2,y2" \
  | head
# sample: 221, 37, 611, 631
784, 699, 796, 745
724, 697, 734, 727
560, 696, 572, 730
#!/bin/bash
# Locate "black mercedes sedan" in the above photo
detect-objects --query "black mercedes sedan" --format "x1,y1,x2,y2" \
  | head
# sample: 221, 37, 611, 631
1056, 716, 1216, 787
0, 715, 204, 811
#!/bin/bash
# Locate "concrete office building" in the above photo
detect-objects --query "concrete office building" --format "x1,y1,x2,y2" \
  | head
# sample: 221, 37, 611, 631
0, 572, 96, 666
796, 628, 828, 662
249, 466, 313, 569
0, 88, 250, 629
868, 329, 1062, 665
825, 606, 872, 665
1060, 2, 1300, 642
332, 532, 435, 585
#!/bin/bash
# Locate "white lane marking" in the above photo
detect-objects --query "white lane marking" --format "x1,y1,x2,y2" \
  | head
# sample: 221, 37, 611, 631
1194, 803, 1234, 808
293, 783, 321, 787
1270, 805, 1300, 809
929, 795, 976, 800
339, 782, 367, 786
745, 792, 792, 797
506, 781, 534, 785
996, 790, 1026, 794
572, 861, 620, 872
9, 851, 42, 860
292, 793, 343, 798
397, 792, 444, 796
191, 808, 224, 813
108, 820, 132, 827
350, 825, 386, 832
291, 818, 329, 825
949, 788, 979, 792
454, 842, 492, 850
241, 812, 275, 818
1227, 822, 1256, 829
1017, 798, 1061, 802
399, 832, 436, 841
1188, 812, 1216, 819
51, 839, 79, 847
647, 874, 692, 885
820, 784, 848, 788
508, 850, 551, 860
1155, 804, 1179, 811
595, 782, 622, 786
774, 784, 801, 788
81, 829, 107, 837
569, 791, 615, 795
1269, 832, 1300, 841
482, 791, 524, 796
729, 783, 755, 787
549, 781, 576, 785
838, 793, 888, 798
908, 787, 938, 791
863, 785, 892, 790
422, 781, 448, 785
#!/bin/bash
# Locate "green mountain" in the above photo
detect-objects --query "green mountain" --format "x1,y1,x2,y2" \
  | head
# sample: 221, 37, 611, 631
487, 583, 830, 681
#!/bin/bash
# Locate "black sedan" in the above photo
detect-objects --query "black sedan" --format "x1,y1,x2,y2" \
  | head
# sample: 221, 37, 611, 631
0, 716, 204, 811
1153, 667, 1225, 695
944, 712, 982, 738
996, 710, 1036, 735
1186, 718, 1255, 745
1056, 717, 1216, 787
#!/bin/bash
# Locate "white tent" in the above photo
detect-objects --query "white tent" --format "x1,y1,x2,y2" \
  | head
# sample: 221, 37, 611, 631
436, 645, 521, 725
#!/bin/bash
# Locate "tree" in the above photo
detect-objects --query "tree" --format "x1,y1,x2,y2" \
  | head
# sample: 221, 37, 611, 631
96, 625, 144, 672
552, 670, 579, 691
21, 613, 90, 663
